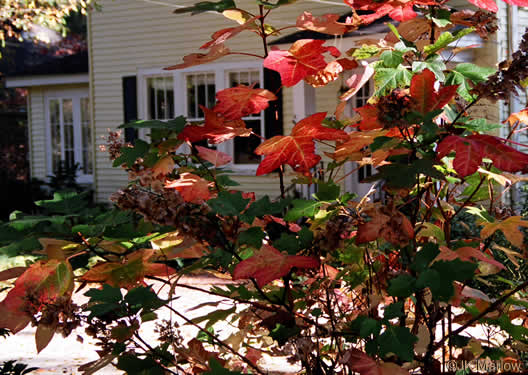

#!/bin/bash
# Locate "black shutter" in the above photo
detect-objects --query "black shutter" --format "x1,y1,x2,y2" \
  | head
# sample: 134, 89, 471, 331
122, 76, 138, 144
263, 68, 283, 138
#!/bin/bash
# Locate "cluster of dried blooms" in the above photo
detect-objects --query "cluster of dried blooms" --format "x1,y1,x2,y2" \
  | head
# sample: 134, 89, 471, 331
111, 186, 220, 247
473, 28, 528, 101
451, 10, 498, 39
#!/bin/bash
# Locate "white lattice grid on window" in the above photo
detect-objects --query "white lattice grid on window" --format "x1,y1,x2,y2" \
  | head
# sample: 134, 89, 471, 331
184, 72, 215, 121
147, 75, 175, 120
227, 69, 264, 165
46, 92, 93, 183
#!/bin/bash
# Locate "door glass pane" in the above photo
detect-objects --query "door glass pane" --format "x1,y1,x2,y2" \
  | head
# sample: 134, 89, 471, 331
49, 99, 61, 174
62, 99, 75, 170
81, 97, 93, 174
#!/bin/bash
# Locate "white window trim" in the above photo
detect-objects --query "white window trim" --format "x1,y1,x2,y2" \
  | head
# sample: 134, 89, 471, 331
45, 88, 93, 184
138, 61, 265, 174
342, 69, 375, 196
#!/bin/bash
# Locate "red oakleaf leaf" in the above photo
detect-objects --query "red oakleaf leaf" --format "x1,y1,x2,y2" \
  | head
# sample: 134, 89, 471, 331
0, 259, 74, 334
164, 44, 230, 70
503, 0, 528, 6
81, 249, 174, 289
178, 105, 251, 144
354, 104, 385, 131
232, 244, 320, 287
345, 0, 435, 23
340, 348, 410, 375
410, 69, 458, 115
214, 85, 277, 120
254, 112, 348, 175
437, 134, 528, 177
196, 146, 232, 167
165, 172, 211, 203
296, 12, 348, 35
466, 0, 498, 12
200, 17, 258, 49
263, 39, 333, 87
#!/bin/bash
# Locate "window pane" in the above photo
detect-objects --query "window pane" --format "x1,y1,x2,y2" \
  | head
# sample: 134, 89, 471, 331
229, 70, 260, 87
62, 99, 75, 170
49, 99, 61, 173
81, 97, 93, 174
186, 73, 215, 119
147, 76, 174, 119
234, 120, 261, 164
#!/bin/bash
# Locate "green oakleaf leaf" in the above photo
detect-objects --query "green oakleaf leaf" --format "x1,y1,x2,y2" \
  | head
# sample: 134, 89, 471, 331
387, 274, 416, 298
208, 191, 250, 216
118, 116, 186, 132
35, 191, 90, 214
284, 199, 322, 221
384, 301, 405, 320
238, 227, 266, 248
204, 358, 243, 375
373, 66, 412, 97
113, 140, 149, 168
256, 0, 297, 8
174, 0, 236, 14
446, 63, 495, 101
314, 182, 340, 201
240, 196, 290, 223
424, 28, 475, 56
351, 45, 381, 60
378, 326, 417, 362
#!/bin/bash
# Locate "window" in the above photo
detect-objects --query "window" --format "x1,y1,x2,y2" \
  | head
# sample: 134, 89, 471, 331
139, 62, 266, 171
46, 89, 93, 183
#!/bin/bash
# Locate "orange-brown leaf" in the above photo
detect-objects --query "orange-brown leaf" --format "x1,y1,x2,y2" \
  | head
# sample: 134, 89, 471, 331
306, 58, 358, 88
196, 146, 232, 167
481, 216, 528, 249
356, 204, 414, 246
152, 155, 175, 177
233, 244, 320, 287
340, 348, 410, 375
165, 172, 211, 203
332, 130, 387, 161
296, 12, 348, 35
435, 246, 505, 269
81, 249, 174, 289
200, 17, 258, 49
164, 44, 230, 70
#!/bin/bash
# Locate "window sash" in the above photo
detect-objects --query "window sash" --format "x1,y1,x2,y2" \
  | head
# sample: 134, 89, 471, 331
46, 90, 93, 183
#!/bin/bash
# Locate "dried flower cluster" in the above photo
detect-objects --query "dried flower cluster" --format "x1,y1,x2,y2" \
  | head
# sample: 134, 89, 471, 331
473, 28, 528, 101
